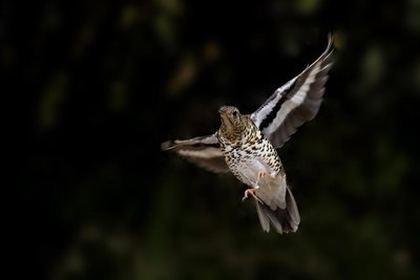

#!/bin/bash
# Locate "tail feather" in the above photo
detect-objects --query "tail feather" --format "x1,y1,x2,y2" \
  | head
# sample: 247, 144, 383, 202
255, 187, 300, 234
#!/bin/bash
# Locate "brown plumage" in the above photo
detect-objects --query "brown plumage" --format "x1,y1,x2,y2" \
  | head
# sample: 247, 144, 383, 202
162, 35, 334, 233
217, 106, 299, 233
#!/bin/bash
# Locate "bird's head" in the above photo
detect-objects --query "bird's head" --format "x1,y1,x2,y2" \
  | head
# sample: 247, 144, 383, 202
218, 106, 258, 144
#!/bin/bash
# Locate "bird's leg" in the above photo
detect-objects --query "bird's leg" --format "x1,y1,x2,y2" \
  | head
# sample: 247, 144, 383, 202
242, 187, 260, 202
256, 170, 268, 185
256, 170, 276, 185
256, 158, 277, 179
256, 170, 276, 191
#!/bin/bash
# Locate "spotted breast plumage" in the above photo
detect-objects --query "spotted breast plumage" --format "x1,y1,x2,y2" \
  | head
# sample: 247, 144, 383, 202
161, 36, 334, 233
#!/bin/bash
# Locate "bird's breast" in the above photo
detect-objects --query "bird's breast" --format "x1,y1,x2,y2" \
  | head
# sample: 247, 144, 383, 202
222, 140, 283, 187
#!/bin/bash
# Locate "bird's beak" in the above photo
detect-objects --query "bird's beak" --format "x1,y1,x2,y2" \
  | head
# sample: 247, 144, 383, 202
218, 106, 228, 114
219, 107, 232, 125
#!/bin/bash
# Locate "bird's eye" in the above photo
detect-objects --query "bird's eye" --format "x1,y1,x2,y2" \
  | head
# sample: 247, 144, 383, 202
232, 111, 238, 117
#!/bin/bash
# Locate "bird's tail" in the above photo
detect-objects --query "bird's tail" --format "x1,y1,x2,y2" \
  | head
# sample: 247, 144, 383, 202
255, 186, 300, 234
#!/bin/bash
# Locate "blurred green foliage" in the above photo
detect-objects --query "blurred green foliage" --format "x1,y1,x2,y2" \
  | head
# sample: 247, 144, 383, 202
12, 0, 420, 279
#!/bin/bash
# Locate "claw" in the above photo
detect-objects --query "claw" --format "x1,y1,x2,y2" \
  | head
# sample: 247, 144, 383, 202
242, 188, 262, 203
257, 171, 267, 180
256, 171, 266, 186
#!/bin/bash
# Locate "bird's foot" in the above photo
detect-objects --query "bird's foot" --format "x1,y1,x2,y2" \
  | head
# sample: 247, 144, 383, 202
257, 171, 268, 180
257, 170, 276, 180
256, 171, 275, 186
242, 188, 260, 202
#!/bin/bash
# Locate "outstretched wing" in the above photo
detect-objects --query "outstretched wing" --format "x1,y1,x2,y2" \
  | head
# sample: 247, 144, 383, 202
251, 35, 334, 148
161, 134, 230, 173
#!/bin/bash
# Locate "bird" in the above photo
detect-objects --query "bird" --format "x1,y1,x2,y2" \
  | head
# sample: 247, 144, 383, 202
161, 36, 333, 234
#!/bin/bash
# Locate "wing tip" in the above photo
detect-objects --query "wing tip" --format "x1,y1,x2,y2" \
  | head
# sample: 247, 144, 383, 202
327, 32, 333, 49
161, 140, 175, 151
323, 33, 335, 60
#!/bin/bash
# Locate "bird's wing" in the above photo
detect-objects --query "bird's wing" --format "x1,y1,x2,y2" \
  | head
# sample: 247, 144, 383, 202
161, 134, 230, 173
251, 36, 334, 149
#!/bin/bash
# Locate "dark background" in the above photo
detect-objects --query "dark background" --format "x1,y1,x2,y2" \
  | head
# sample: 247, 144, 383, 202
10, 0, 420, 279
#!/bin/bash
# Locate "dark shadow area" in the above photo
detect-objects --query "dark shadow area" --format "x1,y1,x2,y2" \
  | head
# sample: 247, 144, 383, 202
10, 0, 420, 279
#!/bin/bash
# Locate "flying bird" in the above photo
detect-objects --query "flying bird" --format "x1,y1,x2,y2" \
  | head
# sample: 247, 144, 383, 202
161, 36, 333, 234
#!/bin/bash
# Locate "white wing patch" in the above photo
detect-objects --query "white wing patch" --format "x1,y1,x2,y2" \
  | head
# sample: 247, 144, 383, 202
161, 134, 230, 173
178, 147, 224, 159
251, 78, 297, 127
250, 35, 334, 148
263, 64, 321, 136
